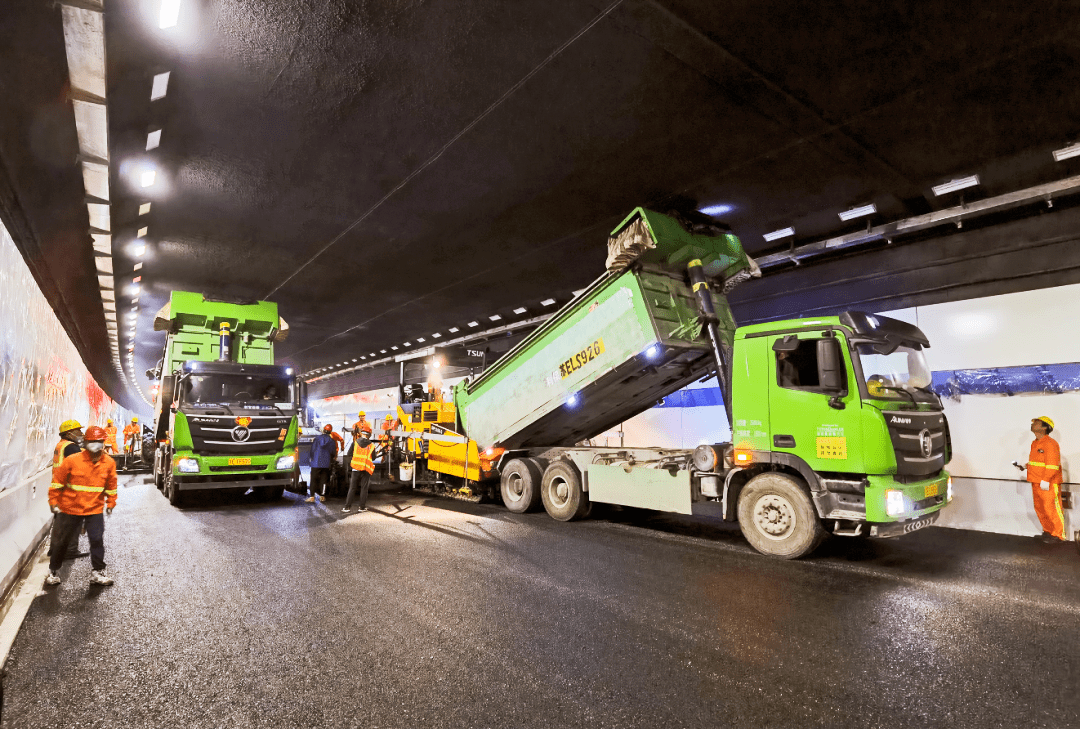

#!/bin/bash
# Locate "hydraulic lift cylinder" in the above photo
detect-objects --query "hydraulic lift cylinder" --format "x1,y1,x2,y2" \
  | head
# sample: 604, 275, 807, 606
687, 259, 733, 424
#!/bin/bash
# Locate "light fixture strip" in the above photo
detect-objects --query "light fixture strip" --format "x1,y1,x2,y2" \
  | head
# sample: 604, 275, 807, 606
838, 203, 876, 221
763, 227, 795, 242
932, 175, 980, 196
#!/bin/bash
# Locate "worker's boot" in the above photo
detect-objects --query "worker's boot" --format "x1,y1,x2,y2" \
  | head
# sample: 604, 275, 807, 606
44, 571, 61, 586
89, 569, 113, 586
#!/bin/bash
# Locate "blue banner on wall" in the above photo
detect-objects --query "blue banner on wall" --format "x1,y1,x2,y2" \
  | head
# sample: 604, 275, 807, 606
655, 362, 1080, 410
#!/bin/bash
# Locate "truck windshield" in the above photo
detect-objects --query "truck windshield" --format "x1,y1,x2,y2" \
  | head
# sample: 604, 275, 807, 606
180, 373, 296, 407
856, 343, 932, 396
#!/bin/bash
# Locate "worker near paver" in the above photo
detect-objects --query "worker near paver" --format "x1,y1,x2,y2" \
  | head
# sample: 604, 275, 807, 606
123, 417, 139, 455
306, 424, 338, 504
45, 425, 117, 586
1021, 416, 1065, 543
328, 425, 345, 452
343, 427, 376, 514
103, 419, 119, 455
351, 411, 371, 442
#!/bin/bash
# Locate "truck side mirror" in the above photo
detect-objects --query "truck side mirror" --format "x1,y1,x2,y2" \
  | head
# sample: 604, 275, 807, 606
771, 335, 800, 353
817, 338, 847, 395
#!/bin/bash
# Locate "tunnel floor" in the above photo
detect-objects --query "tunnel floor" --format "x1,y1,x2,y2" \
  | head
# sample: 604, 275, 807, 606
2, 474, 1078, 728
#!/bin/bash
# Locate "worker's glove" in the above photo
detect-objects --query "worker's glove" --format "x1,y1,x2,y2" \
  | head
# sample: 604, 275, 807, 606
50, 505, 60, 515
1040, 482, 1050, 492
106, 507, 114, 516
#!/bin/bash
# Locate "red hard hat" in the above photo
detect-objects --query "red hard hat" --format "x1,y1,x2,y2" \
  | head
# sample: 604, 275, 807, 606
323, 424, 333, 432
84, 426, 107, 442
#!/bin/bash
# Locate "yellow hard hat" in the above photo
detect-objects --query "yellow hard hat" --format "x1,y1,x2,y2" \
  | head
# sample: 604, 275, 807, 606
58, 419, 82, 434
132, 417, 139, 423
384, 414, 392, 420
358, 411, 366, 417
1034, 416, 1055, 430
107, 419, 113, 425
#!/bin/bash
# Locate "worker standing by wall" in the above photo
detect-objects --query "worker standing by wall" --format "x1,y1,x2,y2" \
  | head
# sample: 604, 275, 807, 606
44, 426, 117, 586
306, 424, 338, 504
1022, 416, 1066, 543
343, 428, 376, 514
52, 419, 89, 562
103, 419, 118, 455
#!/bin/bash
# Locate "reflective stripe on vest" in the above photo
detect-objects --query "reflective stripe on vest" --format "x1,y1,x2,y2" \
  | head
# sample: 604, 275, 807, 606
69, 484, 107, 493
350, 444, 375, 473
53, 440, 69, 468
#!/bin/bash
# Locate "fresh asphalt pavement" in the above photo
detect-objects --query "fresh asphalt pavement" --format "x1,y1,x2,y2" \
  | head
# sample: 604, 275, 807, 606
2, 473, 1079, 728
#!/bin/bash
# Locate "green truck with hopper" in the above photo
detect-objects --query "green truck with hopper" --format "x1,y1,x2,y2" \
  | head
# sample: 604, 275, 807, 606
431, 208, 952, 558
147, 291, 303, 506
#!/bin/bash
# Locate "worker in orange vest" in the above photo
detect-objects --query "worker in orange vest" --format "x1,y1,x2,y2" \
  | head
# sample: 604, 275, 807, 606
1021, 416, 1066, 543
351, 411, 372, 442
328, 425, 346, 452
123, 417, 140, 455
343, 427, 376, 514
52, 419, 89, 561
103, 419, 119, 455
45, 425, 117, 586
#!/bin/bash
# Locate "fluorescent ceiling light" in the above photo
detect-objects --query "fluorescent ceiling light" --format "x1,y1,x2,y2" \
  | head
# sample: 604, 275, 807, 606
150, 72, 170, 101
572, 289, 585, 297
159, 0, 181, 29
699, 204, 733, 216
369, 353, 376, 356
431, 333, 441, 338
391, 346, 399, 351
513, 307, 526, 315
140, 169, 156, 188
146, 130, 161, 151
360, 356, 366, 360
932, 175, 979, 196
763, 227, 794, 242
541, 299, 556, 306
416, 337, 426, 343
838, 203, 876, 221
137, 227, 148, 238
1052, 143, 1080, 162
139, 203, 151, 215
403, 342, 411, 347
448, 327, 459, 333
133, 262, 143, 271
489, 315, 502, 322
351, 359, 357, 362
468, 321, 478, 327
134, 244, 146, 256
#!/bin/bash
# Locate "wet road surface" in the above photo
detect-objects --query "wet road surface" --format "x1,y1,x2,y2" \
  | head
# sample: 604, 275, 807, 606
3, 474, 1079, 728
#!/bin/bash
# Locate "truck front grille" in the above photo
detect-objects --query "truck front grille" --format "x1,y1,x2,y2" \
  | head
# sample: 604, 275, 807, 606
883, 411, 948, 479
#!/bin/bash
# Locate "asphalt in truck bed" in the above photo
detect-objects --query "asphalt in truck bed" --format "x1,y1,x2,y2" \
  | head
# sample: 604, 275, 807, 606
3, 474, 1078, 728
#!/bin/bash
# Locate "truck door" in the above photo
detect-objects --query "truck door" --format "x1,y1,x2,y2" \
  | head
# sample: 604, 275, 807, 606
767, 332, 864, 474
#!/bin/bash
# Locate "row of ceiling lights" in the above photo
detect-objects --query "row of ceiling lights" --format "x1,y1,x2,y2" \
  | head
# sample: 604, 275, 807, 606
303, 295, 570, 378
703, 141, 1080, 244
122, 0, 183, 404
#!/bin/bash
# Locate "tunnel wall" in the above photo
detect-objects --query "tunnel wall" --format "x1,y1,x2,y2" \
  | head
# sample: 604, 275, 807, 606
0, 221, 126, 598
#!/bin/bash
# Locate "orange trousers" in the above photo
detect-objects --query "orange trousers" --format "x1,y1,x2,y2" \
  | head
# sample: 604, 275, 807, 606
1031, 483, 1066, 540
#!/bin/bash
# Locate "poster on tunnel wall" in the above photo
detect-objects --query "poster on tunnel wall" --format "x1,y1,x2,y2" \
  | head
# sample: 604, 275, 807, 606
0, 224, 119, 491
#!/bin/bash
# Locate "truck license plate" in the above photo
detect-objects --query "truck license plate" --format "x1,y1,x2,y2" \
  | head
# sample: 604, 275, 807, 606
228, 458, 251, 466
924, 483, 940, 498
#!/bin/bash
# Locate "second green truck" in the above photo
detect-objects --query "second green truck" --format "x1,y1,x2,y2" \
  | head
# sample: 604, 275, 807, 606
410, 208, 952, 558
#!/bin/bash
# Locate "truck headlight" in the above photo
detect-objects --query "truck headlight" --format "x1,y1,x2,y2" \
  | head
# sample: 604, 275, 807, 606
177, 458, 199, 474
275, 455, 296, 471
947, 476, 953, 502
886, 489, 906, 516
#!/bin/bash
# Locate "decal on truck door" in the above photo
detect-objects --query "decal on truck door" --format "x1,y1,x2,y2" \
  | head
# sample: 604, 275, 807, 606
815, 424, 847, 459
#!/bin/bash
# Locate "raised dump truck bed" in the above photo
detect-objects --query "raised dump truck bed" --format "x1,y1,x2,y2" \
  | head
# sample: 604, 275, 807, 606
454, 208, 751, 449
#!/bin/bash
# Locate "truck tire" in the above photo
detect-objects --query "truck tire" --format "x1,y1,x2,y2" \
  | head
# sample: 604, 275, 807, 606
153, 449, 165, 490
737, 472, 825, 559
541, 460, 590, 522
500, 458, 543, 513
166, 471, 184, 507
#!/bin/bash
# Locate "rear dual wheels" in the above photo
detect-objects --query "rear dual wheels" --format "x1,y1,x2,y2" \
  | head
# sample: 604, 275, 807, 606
737, 473, 825, 559
541, 461, 590, 522
500, 458, 543, 513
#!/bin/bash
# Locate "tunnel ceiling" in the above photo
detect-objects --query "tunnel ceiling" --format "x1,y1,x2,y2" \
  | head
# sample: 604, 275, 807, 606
2, 0, 1080, 407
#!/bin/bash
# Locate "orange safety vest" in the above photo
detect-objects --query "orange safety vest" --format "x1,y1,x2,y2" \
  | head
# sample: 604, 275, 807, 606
352, 419, 371, 438
50, 450, 118, 516
104, 426, 118, 450
1027, 435, 1062, 486
53, 439, 80, 468
330, 431, 345, 449
350, 442, 376, 474
123, 425, 139, 445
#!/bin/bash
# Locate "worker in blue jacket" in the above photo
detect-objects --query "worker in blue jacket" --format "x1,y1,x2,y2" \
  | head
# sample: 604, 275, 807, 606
306, 424, 338, 504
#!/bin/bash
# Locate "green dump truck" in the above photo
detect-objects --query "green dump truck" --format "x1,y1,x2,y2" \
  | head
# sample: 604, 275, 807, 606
148, 292, 302, 506
450, 208, 952, 558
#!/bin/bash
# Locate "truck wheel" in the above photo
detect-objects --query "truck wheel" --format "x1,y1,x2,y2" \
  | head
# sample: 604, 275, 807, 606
153, 450, 165, 490
500, 458, 543, 513
166, 471, 184, 507
737, 473, 825, 559
541, 461, 590, 522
